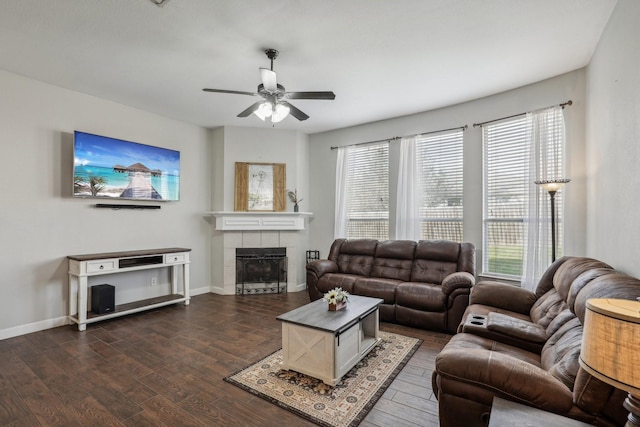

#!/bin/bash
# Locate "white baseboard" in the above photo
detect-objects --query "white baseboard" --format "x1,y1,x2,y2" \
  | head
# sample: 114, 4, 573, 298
0, 316, 69, 340
190, 285, 212, 296
209, 285, 233, 295
293, 283, 308, 293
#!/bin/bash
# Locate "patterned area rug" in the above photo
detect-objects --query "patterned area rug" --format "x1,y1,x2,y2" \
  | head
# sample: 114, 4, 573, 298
224, 331, 422, 427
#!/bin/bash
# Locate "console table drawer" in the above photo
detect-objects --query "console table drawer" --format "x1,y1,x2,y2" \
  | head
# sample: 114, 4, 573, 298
87, 260, 117, 273
165, 253, 187, 264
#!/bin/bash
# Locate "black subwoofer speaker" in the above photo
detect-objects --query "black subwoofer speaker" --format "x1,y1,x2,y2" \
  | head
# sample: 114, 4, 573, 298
91, 284, 115, 314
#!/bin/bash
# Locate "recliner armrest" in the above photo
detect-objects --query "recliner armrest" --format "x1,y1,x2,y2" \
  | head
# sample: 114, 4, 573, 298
469, 280, 537, 314
441, 271, 475, 295
486, 312, 547, 343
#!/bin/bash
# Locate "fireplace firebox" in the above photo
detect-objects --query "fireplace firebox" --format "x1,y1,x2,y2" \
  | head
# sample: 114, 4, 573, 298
236, 248, 287, 295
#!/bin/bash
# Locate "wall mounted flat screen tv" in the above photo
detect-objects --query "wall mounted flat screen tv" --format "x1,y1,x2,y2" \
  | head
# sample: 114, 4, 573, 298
73, 131, 180, 201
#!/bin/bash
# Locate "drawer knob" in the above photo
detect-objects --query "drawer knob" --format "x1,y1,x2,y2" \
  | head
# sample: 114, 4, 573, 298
174, 257, 178, 261
99, 265, 104, 270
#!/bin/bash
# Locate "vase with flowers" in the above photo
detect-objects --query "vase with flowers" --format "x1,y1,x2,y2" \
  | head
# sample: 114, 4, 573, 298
287, 188, 303, 212
323, 287, 349, 311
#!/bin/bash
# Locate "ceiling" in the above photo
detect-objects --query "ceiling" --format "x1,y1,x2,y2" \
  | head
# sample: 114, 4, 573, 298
0, 0, 617, 134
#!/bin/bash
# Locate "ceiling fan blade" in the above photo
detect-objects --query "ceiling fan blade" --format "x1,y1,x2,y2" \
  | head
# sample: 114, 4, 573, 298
281, 101, 309, 121
260, 68, 277, 92
285, 91, 336, 100
203, 88, 257, 96
237, 101, 263, 117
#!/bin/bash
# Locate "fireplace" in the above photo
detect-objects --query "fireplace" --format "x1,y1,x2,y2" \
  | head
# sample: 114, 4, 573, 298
236, 247, 287, 295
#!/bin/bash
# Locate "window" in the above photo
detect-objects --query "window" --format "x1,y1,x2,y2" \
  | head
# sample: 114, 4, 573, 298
345, 142, 389, 239
416, 129, 464, 241
482, 111, 565, 278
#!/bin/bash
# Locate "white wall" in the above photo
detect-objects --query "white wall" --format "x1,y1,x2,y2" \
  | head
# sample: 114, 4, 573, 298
0, 70, 212, 339
308, 70, 587, 274
586, 0, 640, 275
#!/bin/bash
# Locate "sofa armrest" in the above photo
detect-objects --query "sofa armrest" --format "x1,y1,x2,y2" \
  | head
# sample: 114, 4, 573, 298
306, 259, 338, 277
441, 271, 475, 295
306, 260, 339, 301
469, 280, 537, 315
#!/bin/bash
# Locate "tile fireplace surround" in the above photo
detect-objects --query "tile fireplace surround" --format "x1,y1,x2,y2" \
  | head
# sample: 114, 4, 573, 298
208, 212, 312, 295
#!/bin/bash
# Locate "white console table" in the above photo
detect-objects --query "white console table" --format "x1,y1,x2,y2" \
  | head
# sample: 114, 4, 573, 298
68, 248, 191, 331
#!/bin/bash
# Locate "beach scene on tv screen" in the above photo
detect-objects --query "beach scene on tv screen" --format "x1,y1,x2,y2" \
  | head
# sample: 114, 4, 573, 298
73, 132, 180, 201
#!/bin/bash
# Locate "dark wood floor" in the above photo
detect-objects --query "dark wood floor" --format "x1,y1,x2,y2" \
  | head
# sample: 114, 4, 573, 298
0, 291, 450, 426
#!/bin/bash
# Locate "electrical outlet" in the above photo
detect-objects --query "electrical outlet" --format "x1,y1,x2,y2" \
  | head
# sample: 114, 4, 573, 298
151, 277, 157, 286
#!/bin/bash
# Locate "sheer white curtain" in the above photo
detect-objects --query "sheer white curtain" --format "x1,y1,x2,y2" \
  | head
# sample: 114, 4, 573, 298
395, 136, 421, 240
522, 106, 565, 290
334, 146, 351, 238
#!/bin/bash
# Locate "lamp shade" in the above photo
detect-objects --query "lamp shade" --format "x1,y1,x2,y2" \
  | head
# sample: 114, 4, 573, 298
253, 102, 272, 121
534, 178, 571, 191
271, 103, 290, 123
580, 298, 640, 395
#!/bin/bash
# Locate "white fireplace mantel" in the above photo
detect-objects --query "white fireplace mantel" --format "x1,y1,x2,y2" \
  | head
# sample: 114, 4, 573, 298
206, 211, 313, 231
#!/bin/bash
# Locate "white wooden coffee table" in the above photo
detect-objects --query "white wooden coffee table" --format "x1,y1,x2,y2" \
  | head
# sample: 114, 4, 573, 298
276, 295, 383, 386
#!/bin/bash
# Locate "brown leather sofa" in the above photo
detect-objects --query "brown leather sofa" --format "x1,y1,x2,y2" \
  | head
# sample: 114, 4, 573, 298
306, 239, 476, 333
432, 256, 639, 426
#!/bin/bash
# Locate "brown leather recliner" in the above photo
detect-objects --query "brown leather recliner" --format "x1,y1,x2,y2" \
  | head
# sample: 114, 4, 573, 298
432, 257, 639, 427
306, 239, 476, 333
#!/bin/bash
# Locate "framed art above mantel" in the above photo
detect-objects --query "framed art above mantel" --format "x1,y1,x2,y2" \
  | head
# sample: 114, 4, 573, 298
234, 162, 286, 212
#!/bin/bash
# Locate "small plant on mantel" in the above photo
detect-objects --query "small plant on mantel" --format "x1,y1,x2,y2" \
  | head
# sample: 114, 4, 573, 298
323, 287, 349, 311
287, 188, 303, 212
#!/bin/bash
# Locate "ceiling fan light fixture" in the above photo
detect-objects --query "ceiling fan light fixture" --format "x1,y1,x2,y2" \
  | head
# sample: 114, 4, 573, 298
271, 103, 290, 123
254, 102, 273, 121
203, 48, 335, 123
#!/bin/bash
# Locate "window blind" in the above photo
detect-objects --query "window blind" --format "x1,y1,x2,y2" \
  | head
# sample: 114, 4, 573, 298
345, 142, 389, 239
482, 111, 565, 278
416, 129, 464, 241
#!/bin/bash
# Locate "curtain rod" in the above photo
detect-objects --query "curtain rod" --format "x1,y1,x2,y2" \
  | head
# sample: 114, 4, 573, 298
329, 124, 467, 150
472, 100, 572, 128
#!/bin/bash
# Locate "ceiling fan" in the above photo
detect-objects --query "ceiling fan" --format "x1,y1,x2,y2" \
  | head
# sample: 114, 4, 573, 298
203, 48, 336, 123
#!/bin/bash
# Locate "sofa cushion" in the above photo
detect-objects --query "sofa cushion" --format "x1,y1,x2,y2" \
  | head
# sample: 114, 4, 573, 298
411, 241, 460, 283
574, 272, 640, 323
566, 268, 614, 313
551, 257, 613, 301
397, 282, 447, 311
336, 239, 378, 276
352, 278, 400, 304
371, 240, 416, 281
529, 290, 567, 328
541, 317, 583, 390
374, 239, 416, 260
415, 239, 461, 262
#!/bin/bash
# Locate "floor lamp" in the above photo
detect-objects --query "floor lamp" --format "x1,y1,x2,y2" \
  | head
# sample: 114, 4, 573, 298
534, 179, 570, 262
